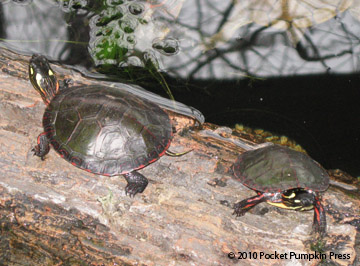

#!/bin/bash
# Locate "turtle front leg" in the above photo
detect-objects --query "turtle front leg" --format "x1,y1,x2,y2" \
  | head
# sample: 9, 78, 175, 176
32, 132, 50, 160
233, 193, 267, 216
123, 171, 148, 197
312, 196, 326, 236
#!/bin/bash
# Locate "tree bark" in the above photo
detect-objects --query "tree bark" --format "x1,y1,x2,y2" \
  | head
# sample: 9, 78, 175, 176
0, 48, 359, 265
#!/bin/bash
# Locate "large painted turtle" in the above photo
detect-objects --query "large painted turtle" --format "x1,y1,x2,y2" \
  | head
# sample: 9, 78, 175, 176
29, 54, 174, 197
232, 144, 329, 235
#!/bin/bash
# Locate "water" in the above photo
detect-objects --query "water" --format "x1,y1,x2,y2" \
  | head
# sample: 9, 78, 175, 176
0, 0, 359, 177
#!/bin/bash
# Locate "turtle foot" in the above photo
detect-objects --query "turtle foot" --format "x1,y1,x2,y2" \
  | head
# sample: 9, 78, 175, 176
32, 145, 45, 161
123, 171, 148, 197
33, 133, 50, 160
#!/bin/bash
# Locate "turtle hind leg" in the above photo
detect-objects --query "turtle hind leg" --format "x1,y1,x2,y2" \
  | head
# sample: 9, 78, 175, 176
233, 193, 266, 216
312, 196, 326, 236
32, 132, 50, 160
123, 171, 148, 197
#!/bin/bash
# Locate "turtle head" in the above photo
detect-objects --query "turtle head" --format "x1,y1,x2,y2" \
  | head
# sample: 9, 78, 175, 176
29, 54, 59, 105
280, 188, 316, 211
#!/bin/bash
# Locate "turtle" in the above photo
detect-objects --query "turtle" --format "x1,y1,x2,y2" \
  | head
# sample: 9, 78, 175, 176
29, 54, 175, 197
232, 144, 329, 235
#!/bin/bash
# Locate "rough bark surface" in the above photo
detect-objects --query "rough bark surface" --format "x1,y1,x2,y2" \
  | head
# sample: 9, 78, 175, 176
0, 48, 359, 265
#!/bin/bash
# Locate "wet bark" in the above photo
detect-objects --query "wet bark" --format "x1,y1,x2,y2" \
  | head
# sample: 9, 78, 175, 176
0, 48, 359, 265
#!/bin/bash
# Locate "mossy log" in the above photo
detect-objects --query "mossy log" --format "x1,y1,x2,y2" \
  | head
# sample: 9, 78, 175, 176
0, 48, 359, 265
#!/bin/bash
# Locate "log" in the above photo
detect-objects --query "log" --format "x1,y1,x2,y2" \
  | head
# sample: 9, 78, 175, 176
0, 48, 359, 265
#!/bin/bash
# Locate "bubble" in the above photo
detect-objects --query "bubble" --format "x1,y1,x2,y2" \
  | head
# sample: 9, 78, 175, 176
143, 50, 160, 69
106, 0, 124, 6
120, 18, 138, 33
126, 56, 143, 67
58, 0, 88, 14
126, 35, 136, 44
152, 38, 179, 56
95, 10, 124, 27
128, 3, 144, 16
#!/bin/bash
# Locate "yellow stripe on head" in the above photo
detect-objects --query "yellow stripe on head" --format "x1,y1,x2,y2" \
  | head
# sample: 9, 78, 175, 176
35, 73, 42, 82
35, 73, 46, 94
268, 201, 305, 210
299, 205, 314, 211
267, 202, 289, 209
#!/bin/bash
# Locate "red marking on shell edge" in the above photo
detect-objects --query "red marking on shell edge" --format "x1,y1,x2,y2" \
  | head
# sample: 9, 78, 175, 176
70, 156, 82, 166
148, 158, 157, 164
85, 169, 92, 173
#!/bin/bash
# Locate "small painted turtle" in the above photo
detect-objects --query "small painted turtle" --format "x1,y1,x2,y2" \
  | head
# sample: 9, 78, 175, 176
29, 54, 174, 197
232, 144, 329, 235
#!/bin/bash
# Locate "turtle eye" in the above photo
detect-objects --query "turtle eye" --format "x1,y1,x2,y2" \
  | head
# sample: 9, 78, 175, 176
283, 192, 296, 199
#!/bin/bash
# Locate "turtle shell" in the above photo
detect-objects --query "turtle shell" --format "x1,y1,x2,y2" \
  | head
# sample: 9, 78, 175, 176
232, 144, 329, 193
43, 85, 172, 175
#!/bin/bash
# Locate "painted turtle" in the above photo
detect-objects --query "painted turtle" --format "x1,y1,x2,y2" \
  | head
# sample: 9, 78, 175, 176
232, 144, 329, 235
29, 54, 174, 197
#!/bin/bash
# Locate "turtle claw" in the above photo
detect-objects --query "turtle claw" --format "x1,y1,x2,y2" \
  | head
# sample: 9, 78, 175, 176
125, 184, 145, 197
233, 209, 245, 217
32, 146, 46, 161
233, 203, 247, 217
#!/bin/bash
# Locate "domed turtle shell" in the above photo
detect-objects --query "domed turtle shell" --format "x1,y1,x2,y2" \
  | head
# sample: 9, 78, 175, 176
43, 85, 172, 175
232, 144, 329, 193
